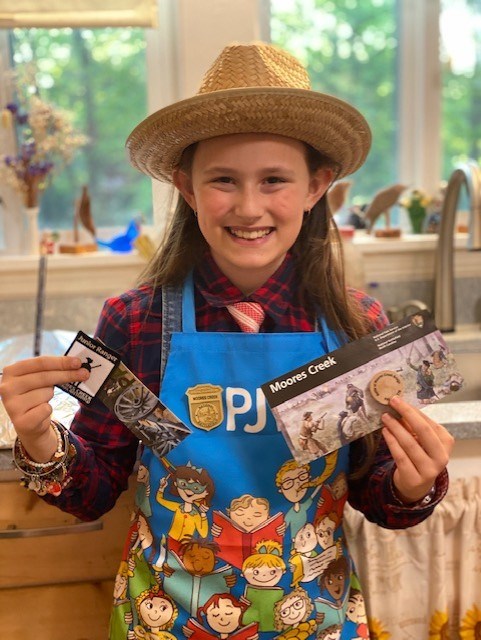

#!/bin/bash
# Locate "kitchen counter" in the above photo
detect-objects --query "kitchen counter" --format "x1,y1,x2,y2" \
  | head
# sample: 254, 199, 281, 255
422, 400, 481, 439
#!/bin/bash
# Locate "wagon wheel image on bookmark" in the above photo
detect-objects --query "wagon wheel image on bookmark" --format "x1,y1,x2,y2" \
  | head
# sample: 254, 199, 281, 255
114, 381, 159, 421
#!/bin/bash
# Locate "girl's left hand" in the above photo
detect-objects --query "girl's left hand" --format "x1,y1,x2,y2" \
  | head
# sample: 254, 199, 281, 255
381, 395, 455, 504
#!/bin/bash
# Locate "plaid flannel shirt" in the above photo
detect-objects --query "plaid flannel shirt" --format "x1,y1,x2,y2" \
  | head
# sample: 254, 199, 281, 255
45, 252, 448, 526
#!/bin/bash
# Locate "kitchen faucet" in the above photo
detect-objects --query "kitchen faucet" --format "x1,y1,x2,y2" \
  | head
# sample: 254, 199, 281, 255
433, 161, 481, 332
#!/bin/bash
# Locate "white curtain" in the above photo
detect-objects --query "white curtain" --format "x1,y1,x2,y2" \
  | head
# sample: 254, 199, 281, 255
0, 1, 158, 28
344, 476, 481, 639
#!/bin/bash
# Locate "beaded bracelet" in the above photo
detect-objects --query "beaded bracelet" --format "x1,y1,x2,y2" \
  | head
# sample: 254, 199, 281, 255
13, 420, 68, 473
12, 420, 77, 497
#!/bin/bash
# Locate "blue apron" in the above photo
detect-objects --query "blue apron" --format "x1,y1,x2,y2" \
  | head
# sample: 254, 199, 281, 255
110, 276, 369, 640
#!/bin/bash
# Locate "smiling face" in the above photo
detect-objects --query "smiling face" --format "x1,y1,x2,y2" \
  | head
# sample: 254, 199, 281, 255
229, 498, 269, 532
182, 543, 216, 575
325, 570, 346, 600
278, 594, 307, 627
174, 477, 208, 504
113, 572, 128, 600
315, 515, 336, 550
138, 595, 174, 630
293, 522, 317, 553
279, 466, 310, 503
137, 463, 149, 484
346, 593, 367, 623
205, 598, 243, 635
243, 563, 284, 587
174, 133, 332, 294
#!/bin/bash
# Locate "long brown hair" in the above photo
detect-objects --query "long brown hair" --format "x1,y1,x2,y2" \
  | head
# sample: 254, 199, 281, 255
138, 141, 381, 479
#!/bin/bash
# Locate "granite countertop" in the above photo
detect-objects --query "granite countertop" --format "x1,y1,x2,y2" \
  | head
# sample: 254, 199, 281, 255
1, 400, 480, 481
422, 400, 481, 439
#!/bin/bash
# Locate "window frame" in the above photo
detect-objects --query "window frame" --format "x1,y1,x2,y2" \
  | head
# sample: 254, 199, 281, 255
0, 0, 447, 255
0, 28, 143, 253
398, 0, 442, 196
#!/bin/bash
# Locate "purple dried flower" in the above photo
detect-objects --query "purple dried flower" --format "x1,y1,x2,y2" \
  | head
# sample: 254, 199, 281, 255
20, 142, 36, 160
25, 161, 53, 176
2, 91, 86, 206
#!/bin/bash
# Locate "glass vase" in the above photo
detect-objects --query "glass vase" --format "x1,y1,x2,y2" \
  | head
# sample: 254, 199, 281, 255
407, 206, 426, 234
24, 205, 40, 255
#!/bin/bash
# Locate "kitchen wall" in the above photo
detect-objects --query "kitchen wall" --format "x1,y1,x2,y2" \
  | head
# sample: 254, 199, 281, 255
0, 253, 145, 343
0, 295, 105, 339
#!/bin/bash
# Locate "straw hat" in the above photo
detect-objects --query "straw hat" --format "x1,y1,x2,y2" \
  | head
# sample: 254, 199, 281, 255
126, 42, 372, 183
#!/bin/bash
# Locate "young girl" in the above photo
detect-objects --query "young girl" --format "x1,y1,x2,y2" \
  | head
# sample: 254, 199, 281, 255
0, 42, 454, 639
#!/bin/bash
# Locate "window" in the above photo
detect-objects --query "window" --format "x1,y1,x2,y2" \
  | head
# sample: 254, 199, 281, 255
2, 1, 479, 253
440, 0, 481, 176
270, 0, 481, 213
271, 0, 399, 206
6, 27, 151, 230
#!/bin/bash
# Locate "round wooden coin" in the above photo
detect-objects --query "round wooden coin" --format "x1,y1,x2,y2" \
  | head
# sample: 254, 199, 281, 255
369, 370, 404, 405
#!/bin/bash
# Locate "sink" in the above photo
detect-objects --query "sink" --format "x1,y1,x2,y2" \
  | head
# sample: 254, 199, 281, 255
438, 350, 481, 403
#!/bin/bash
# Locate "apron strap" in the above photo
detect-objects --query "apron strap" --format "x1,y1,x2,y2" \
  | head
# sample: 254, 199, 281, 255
317, 314, 347, 352
181, 272, 197, 333
161, 276, 346, 381
160, 283, 183, 383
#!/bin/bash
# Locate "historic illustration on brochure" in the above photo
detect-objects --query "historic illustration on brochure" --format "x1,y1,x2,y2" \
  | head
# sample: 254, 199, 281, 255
262, 311, 464, 465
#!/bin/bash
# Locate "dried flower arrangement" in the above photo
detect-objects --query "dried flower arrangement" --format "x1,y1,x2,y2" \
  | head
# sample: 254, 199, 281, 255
0, 68, 88, 208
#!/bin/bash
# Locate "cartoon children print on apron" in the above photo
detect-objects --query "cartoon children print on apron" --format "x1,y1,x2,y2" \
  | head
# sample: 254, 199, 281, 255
110, 275, 370, 640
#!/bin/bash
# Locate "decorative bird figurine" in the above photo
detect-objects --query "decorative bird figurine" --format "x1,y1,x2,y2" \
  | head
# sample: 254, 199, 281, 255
58, 184, 97, 253
363, 183, 407, 233
327, 180, 352, 215
75, 185, 96, 240
96, 217, 141, 252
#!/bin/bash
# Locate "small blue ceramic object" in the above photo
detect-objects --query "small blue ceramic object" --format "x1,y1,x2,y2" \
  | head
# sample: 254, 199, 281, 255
96, 218, 141, 252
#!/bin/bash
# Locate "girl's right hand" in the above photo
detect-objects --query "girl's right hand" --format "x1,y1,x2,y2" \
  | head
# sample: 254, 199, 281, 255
0, 356, 89, 459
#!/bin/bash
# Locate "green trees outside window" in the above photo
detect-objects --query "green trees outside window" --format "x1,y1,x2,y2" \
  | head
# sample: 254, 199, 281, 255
6, 1, 480, 233
271, 0, 481, 207
9, 28, 151, 230
271, 0, 398, 206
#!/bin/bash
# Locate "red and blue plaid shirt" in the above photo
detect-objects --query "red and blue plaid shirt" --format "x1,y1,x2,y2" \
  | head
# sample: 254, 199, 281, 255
47, 253, 447, 526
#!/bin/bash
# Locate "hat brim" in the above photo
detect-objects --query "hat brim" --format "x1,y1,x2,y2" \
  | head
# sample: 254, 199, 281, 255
126, 87, 372, 182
